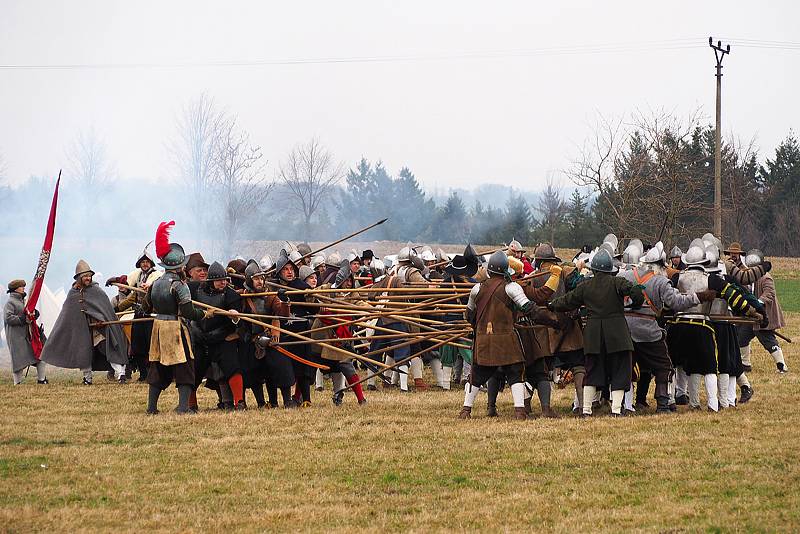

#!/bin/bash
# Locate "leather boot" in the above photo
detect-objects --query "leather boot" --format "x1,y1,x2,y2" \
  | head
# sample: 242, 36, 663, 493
655, 381, 671, 413
486, 405, 498, 417
513, 407, 528, 420
523, 396, 532, 416
414, 378, 429, 391
541, 405, 561, 419
458, 406, 472, 419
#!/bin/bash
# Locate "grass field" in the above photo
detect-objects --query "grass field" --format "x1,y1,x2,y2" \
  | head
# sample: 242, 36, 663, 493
1, 260, 799, 532
0, 314, 799, 532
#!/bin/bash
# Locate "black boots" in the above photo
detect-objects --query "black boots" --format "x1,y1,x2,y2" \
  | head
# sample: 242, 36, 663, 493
147, 384, 161, 414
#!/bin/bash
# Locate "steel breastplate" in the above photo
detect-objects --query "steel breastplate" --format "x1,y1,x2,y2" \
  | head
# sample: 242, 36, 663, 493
150, 274, 180, 315
677, 269, 710, 316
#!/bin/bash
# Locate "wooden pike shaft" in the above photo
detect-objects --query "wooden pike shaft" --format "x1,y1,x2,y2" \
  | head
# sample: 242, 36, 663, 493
260, 218, 388, 277
241, 285, 470, 298
111, 281, 389, 369
276, 327, 469, 346
90, 317, 154, 327
335, 332, 466, 394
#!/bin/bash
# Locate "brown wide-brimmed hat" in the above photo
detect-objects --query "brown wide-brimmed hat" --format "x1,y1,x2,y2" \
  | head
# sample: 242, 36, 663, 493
185, 252, 210, 272
7, 279, 26, 293
724, 242, 744, 255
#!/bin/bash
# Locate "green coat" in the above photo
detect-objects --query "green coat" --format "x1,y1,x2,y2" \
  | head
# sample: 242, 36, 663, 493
550, 272, 643, 355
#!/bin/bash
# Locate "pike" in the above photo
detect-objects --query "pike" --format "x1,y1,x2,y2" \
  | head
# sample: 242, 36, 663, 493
111, 282, 341, 370
334, 331, 465, 395
261, 218, 388, 276
90, 317, 155, 327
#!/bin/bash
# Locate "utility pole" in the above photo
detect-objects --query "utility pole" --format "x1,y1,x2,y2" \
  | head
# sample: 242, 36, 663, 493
709, 36, 730, 238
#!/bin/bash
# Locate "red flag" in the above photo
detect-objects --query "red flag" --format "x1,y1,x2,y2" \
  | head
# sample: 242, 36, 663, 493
25, 171, 61, 358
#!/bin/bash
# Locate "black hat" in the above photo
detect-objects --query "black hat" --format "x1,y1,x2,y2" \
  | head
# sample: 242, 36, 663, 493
361, 249, 374, 261
444, 255, 479, 277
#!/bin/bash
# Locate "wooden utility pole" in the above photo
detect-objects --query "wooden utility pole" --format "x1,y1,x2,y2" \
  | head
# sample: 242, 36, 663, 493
709, 37, 731, 237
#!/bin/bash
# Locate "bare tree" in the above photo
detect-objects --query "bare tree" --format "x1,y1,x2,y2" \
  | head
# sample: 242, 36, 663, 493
212, 116, 273, 258
277, 137, 344, 239
534, 175, 567, 245
66, 127, 115, 193
169, 93, 226, 220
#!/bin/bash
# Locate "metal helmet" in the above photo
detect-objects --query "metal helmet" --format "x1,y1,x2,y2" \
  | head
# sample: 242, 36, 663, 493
325, 251, 342, 268
419, 247, 436, 262
622, 244, 641, 265
705, 244, 720, 264
628, 239, 644, 255
74, 259, 95, 279
244, 259, 262, 280
508, 238, 525, 254
701, 233, 718, 249
602, 233, 618, 253
652, 241, 664, 255
682, 245, 710, 266
158, 243, 187, 270
259, 255, 274, 272
347, 250, 361, 262
599, 242, 617, 258
275, 249, 292, 273
371, 259, 386, 276
410, 254, 426, 272
669, 246, 682, 259
282, 241, 298, 255
135, 241, 156, 269
589, 248, 617, 273
288, 250, 303, 264
310, 255, 326, 270
641, 246, 664, 265
397, 243, 416, 263
533, 243, 561, 263
298, 265, 315, 281
744, 249, 764, 268
486, 251, 509, 276
689, 238, 706, 251
332, 260, 352, 289
297, 243, 312, 257
206, 261, 229, 281
435, 248, 448, 263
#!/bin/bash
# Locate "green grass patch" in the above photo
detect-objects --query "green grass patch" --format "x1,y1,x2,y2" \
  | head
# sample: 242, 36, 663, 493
775, 279, 800, 312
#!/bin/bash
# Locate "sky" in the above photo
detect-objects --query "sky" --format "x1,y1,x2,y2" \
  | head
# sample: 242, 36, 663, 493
0, 1, 798, 192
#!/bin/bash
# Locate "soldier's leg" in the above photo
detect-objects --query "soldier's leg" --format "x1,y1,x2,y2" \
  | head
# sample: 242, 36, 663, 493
609, 351, 632, 416
688, 374, 702, 409
636, 371, 652, 407
459, 364, 492, 418
675, 367, 689, 403
757, 331, 788, 372
704, 374, 719, 412
12, 369, 24, 385
572, 365, 586, 414
505, 364, 528, 420
410, 356, 428, 390
486, 374, 501, 416
737, 326, 755, 372
35, 361, 47, 383
315, 369, 324, 391
430, 357, 445, 388
717, 374, 730, 409
81, 367, 93, 385
727, 376, 738, 407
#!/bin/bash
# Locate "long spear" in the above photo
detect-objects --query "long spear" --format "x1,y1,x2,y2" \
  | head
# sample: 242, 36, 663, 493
334, 332, 466, 395
261, 218, 388, 276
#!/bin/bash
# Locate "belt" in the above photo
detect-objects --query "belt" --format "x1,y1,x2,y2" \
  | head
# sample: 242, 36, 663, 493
155, 313, 179, 321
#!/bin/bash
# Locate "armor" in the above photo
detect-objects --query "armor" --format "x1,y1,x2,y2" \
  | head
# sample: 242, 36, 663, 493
288, 250, 303, 265
682, 245, 709, 266
589, 248, 616, 273
135, 242, 156, 269
158, 243, 187, 270
418, 247, 436, 262
397, 244, 415, 263
297, 243, 312, 257
602, 233, 618, 253
310, 255, 325, 271
371, 259, 386, 276
74, 259, 95, 279
628, 238, 644, 255
325, 251, 342, 268
641, 246, 664, 265
677, 268, 711, 317
689, 238, 706, 251
487, 251, 509, 276
244, 259, 262, 281
533, 243, 561, 263
259, 255, 274, 272
744, 249, 764, 268
599, 242, 617, 258
669, 246, 682, 259
332, 260, 352, 289
150, 272, 187, 316
206, 262, 228, 281
298, 265, 315, 281
705, 245, 720, 266
622, 244, 641, 266
346, 250, 360, 263
505, 281, 531, 309
508, 238, 525, 254
275, 249, 293, 273
435, 248, 448, 263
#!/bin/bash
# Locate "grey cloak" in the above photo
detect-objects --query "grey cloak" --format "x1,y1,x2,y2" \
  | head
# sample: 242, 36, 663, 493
3, 292, 38, 372
41, 282, 128, 369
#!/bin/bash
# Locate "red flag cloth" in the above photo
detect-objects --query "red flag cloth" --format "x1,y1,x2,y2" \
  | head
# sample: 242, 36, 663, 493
25, 172, 61, 358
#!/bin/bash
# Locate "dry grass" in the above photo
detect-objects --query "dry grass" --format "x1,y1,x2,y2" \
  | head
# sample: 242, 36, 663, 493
1, 314, 799, 532
2, 262, 800, 532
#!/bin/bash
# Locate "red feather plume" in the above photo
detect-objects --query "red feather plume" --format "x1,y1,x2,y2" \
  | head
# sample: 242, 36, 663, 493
155, 221, 175, 258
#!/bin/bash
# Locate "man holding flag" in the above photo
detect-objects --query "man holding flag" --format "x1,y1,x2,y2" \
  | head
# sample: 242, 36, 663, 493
4, 279, 47, 384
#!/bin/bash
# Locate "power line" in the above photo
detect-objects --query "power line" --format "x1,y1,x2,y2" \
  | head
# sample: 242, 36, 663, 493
0, 38, 705, 71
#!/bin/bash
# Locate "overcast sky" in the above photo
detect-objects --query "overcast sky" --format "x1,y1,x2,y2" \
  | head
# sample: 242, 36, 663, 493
1, 1, 797, 192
